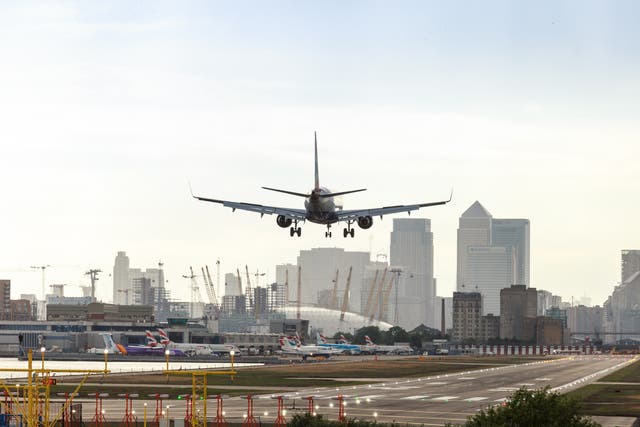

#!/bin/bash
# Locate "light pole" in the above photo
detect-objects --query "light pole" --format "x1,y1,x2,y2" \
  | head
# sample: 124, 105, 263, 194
165, 349, 171, 372
103, 348, 109, 372
40, 347, 46, 372
229, 350, 235, 381
143, 402, 147, 427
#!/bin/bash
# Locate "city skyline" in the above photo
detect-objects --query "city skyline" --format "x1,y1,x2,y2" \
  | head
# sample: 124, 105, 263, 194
0, 2, 638, 306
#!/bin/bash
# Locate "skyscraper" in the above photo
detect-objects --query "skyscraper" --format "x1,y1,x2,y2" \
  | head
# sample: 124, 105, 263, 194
457, 202, 530, 316
457, 201, 492, 288
622, 250, 640, 284
492, 219, 530, 286
390, 218, 435, 329
112, 251, 130, 305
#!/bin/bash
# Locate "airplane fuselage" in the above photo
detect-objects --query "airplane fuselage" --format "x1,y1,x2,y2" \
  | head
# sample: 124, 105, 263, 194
304, 187, 340, 224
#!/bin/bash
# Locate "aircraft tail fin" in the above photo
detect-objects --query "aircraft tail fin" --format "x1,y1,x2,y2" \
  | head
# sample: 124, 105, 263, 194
365, 335, 375, 346
101, 333, 120, 354
317, 332, 327, 344
157, 328, 171, 346
145, 330, 158, 347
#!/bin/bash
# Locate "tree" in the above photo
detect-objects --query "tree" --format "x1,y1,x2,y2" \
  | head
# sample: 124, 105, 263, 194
384, 326, 411, 344
461, 387, 600, 427
353, 326, 382, 345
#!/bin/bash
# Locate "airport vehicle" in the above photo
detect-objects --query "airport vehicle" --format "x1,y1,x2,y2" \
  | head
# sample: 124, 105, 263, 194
102, 333, 187, 356
192, 133, 451, 238
156, 329, 239, 356
362, 335, 413, 355
315, 333, 361, 354
278, 336, 341, 360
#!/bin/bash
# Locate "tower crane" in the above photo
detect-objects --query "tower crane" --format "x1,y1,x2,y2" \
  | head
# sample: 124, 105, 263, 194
340, 266, 353, 322
205, 265, 218, 305
84, 269, 102, 302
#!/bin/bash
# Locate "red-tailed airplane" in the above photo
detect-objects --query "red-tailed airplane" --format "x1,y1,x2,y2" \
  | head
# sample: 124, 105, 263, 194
192, 133, 451, 238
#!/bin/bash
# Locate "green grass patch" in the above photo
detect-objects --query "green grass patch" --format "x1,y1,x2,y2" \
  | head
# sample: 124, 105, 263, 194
569, 383, 640, 417
599, 357, 640, 382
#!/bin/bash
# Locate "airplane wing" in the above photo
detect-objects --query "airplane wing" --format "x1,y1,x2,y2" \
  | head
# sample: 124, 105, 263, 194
336, 196, 452, 221
192, 193, 307, 221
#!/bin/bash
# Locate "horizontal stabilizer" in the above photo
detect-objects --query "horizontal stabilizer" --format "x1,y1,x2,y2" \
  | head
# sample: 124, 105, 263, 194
318, 188, 367, 198
262, 187, 310, 197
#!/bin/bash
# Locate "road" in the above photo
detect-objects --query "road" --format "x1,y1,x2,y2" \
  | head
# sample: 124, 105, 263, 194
54, 355, 635, 426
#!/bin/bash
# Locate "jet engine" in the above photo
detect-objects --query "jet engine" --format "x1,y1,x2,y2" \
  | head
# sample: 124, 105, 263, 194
357, 215, 373, 229
276, 215, 292, 228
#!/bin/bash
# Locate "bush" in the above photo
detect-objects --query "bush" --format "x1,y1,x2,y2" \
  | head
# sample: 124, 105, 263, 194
460, 386, 600, 427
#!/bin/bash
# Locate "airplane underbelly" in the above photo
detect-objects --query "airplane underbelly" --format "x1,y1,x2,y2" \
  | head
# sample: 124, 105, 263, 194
306, 197, 337, 224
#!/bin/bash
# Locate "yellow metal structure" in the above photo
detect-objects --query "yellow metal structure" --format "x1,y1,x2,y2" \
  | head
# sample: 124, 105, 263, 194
339, 266, 353, 321
0, 348, 109, 426
163, 362, 237, 426
363, 269, 380, 318
370, 267, 388, 322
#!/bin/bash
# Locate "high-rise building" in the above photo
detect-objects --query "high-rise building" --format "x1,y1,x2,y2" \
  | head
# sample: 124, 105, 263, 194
0, 280, 10, 320
457, 202, 530, 316
296, 248, 370, 312
390, 218, 436, 329
537, 290, 553, 316
500, 285, 538, 341
457, 202, 492, 288
452, 292, 482, 341
492, 219, 530, 286
622, 250, 640, 284
112, 252, 130, 305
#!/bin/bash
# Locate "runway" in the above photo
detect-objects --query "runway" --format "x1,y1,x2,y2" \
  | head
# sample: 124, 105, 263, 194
58, 355, 635, 426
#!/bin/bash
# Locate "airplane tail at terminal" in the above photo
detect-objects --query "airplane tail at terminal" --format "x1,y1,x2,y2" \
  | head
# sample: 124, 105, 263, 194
279, 336, 297, 350
157, 328, 171, 346
101, 333, 121, 354
338, 335, 349, 344
317, 332, 327, 344
145, 331, 158, 347
364, 335, 375, 346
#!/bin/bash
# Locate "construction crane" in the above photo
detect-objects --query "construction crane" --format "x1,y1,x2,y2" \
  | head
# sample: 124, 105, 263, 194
205, 265, 219, 305
84, 269, 101, 302
296, 266, 302, 320
201, 267, 215, 305
30, 264, 51, 300
363, 269, 380, 319
330, 270, 339, 310
215, 259, 221, 301
340, 266, 353, 321
369, 267, 388, 322
183, 267, 203, 319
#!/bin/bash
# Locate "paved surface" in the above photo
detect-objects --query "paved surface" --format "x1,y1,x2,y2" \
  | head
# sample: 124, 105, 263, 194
51, 355, 635, 426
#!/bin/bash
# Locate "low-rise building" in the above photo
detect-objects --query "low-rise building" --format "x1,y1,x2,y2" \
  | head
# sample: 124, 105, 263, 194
452, 292, 482, 342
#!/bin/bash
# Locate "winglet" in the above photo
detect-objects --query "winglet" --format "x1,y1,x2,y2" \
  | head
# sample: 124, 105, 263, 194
314, 131, 320, 191
448, 188, 454, 202
188, 181, 195, 198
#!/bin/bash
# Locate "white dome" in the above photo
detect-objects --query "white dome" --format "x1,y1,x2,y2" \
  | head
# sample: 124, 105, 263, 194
280, 305, 393, 335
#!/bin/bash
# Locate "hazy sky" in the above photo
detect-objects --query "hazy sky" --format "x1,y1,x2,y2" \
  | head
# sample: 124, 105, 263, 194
0, 1, 638, 306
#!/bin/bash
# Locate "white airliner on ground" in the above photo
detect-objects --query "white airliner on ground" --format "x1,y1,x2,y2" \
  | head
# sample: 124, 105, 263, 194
192, 133, 451, 237
362, 335, 413, 355
278, 336, 342, 360
157, 329, 239, 356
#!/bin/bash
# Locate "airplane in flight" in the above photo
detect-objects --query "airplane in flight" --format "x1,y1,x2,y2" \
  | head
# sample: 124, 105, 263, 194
156, 329, 239, 356
316, 333, 361, 354
362, 335, 413, 355
278, 336, 342, 360
191, 132, 451, 238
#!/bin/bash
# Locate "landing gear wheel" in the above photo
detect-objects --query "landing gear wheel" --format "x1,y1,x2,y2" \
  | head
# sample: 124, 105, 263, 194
325, 231, 332, 238
343, 228, 348, 238
296, 228, 302, 237
290, 227, 295, 237
350, 229, 355, 238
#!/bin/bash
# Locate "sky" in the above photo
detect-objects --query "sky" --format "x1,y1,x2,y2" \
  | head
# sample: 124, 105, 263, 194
0, 1, 638, 306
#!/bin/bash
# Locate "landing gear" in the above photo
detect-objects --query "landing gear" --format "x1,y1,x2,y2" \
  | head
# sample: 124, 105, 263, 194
325, 225, 332, 238
289, 221, 302, 237
343, 221, 355, 238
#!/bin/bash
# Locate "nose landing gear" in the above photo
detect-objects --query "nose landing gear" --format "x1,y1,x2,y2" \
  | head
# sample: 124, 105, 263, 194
325, 225, 332, 238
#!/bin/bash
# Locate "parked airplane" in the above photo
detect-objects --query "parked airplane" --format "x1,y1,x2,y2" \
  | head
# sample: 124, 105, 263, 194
192, 133, 451, 238
278, 336, 341, 360
157, 329, 239, 356
101, 333, 187, 357
316, 333, 361, 354
362, 335, 413, 355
